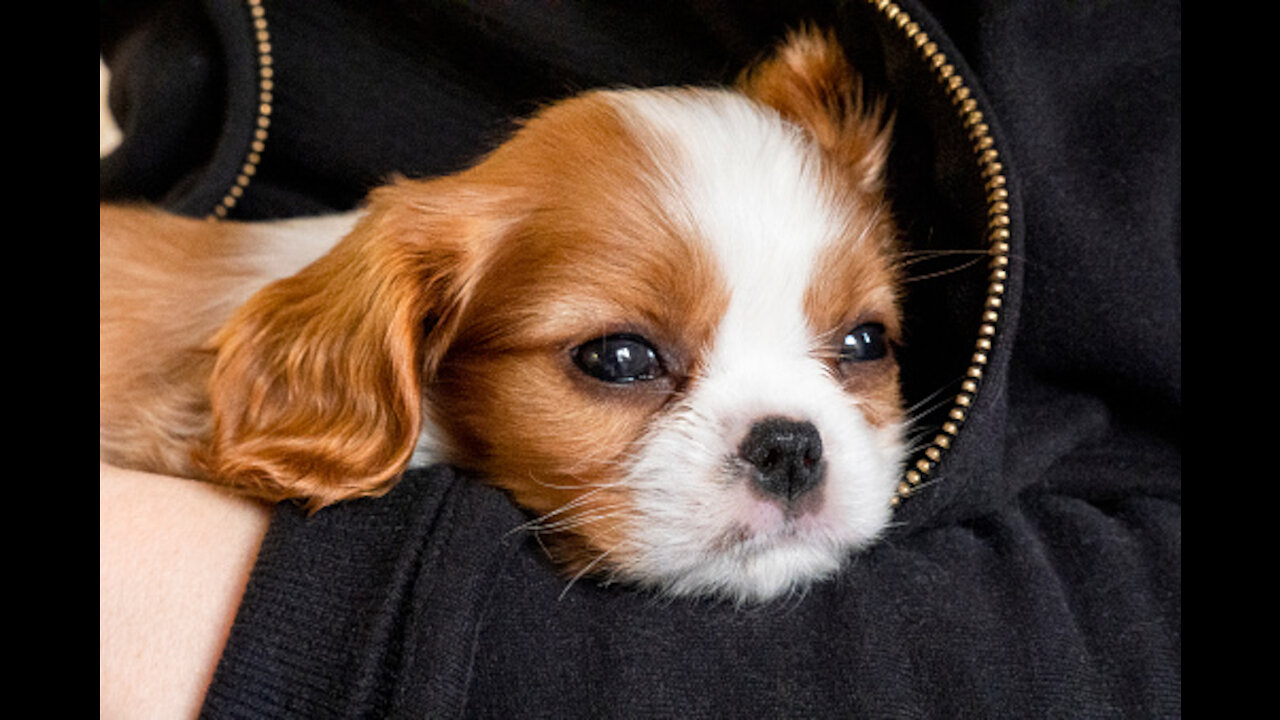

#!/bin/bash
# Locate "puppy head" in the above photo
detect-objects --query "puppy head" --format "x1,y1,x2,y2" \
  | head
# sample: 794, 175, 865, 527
205, 28, 902, 602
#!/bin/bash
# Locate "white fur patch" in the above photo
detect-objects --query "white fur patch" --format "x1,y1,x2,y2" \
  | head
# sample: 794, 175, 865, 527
243, 210, 364, 282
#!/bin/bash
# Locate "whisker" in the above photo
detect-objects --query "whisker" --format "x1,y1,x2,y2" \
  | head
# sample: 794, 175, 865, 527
900, 433, 937, 459
899, 473, 945, 499
895, 247, 994, 260
896, 246, 1030, 270
523, 505, 628, 535
902, 381, 960, 420
509, 484, 626, 535
527, 469, 629, 491
559, 549, 614, 601
896, 373, 981, 456
902, 255, 985, 283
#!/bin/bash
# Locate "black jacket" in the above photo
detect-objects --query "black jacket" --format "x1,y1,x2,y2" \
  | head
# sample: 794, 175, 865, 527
101, 0, 1180, 716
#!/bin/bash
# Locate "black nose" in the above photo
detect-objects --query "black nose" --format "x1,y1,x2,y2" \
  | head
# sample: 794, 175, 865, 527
739, 417, 825, 502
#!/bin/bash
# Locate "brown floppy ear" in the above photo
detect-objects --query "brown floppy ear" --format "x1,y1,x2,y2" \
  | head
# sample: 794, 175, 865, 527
199, 177, 514, 509
738, 26, 892, 191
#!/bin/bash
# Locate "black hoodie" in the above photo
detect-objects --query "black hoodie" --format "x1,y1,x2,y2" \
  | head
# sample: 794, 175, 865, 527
101, 0, 1180, 716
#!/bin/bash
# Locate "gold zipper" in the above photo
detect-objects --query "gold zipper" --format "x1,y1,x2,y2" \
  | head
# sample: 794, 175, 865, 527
866, 0, 1013, 507
210, 0, 274, 219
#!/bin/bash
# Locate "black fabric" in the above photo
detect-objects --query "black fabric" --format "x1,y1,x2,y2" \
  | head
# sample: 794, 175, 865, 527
200, 464, 1181, 718
100, 0, 1180, 717
102, 0, 837, 218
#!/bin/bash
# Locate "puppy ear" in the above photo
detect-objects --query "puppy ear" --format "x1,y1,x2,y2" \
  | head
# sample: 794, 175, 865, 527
199, 177, 514, 508
738, 25, 892, 191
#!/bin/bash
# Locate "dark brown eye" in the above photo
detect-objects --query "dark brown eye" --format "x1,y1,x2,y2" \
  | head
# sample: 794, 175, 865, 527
840, 323, 889, 363
572, 334, 664, 383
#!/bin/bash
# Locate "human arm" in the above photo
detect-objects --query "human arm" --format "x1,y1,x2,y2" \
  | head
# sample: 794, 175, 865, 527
99, 462, 270, 719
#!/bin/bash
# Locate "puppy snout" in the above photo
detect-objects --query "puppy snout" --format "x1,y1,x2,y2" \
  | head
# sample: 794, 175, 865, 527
739, 416, 825, 502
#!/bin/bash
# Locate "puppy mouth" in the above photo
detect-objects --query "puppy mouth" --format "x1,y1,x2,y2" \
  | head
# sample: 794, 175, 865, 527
709, 474, 834, 556
712, 519, 807, 557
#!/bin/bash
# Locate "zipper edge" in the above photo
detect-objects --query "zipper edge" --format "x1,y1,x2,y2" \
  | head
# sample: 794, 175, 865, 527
869, 0, 1015, 507
209, 0, 274, 220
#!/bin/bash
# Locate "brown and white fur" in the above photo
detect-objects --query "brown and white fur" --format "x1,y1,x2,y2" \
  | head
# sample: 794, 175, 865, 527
101, 28, 903, 603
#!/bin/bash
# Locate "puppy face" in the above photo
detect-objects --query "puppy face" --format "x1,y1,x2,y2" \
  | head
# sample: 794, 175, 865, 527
204, 29, 902, 602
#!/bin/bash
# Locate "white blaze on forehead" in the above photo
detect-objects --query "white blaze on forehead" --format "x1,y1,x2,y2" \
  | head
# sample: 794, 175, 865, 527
610, 88, 849, 382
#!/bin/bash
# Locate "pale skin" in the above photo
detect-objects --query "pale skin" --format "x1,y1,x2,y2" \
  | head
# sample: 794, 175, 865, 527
100, 463, 270, 719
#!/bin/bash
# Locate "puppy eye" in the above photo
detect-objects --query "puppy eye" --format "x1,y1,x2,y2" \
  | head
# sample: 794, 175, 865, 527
573, 334, 665, 383
840, 322, 889, 363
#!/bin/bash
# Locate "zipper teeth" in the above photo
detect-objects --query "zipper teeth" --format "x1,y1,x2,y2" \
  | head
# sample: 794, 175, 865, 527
210, 0, 274, 219
868, 0, 1013, 507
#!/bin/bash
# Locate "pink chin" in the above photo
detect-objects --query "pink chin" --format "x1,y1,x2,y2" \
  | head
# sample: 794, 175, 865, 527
733, 485, 835, 542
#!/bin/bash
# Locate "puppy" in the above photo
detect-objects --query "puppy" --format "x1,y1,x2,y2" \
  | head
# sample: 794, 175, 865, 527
100, 27, 903, 603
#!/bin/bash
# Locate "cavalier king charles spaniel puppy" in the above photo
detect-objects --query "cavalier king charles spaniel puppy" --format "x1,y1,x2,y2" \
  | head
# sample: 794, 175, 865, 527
101, 27, 903, 603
